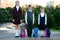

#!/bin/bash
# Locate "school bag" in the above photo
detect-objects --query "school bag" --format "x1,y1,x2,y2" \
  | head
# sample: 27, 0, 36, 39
33, 28, 38, 37
20, 29, 26, 37
20, 23, 26, 37
45, 28, 51, 37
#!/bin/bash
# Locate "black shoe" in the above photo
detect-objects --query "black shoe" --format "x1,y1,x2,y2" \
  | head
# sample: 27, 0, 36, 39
40, 36, 44, 37
28, 35, 31, 37
15, 36, 19, 38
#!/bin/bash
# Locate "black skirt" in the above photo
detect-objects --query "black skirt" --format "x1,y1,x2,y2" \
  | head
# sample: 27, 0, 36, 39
13, 19, 21, 25
38, 24, 45, 30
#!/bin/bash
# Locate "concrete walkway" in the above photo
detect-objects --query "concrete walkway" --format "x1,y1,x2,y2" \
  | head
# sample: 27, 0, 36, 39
0, 23, 60, 40
0, 30, 60, 40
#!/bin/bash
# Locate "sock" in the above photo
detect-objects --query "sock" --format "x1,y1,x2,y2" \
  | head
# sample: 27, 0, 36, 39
18, 30, 21, 35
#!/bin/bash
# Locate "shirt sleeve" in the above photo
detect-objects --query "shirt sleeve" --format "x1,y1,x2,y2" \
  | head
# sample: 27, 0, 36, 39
25, 12, 27, 23
38, 14, 40, 24
45, 14, 47, 25
33, 13, 34, 24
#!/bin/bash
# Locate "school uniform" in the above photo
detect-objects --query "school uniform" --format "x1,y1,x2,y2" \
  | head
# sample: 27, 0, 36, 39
38, 12, 47, 37
12, 6, 22, 37
38, 13, 47, 30
12, 6, 22, 25
25, 10, 34, 37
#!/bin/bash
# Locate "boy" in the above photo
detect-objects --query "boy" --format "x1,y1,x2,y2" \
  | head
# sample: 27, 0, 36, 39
25, 5, 34, 37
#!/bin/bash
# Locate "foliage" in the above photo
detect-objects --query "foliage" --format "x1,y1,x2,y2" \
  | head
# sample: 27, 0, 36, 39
0, 6, 60, 30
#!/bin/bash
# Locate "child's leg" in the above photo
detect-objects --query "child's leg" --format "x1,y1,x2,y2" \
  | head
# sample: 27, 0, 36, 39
27, 23, 32, 37
14, 24, 20, 37
17, 25, 21, 35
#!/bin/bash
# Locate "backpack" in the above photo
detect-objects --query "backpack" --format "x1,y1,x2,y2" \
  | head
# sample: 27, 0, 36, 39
20, 29, 26, 37
20, 23, 26, 37
33, 28, 38, 37
45, 28, 51, 37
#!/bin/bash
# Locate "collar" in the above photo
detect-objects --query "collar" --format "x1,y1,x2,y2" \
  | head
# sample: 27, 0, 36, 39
28, 9, 32, 12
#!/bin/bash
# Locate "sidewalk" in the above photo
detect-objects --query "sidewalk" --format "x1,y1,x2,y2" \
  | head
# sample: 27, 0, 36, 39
0, 30, 60, 40
0, 23, 60, 40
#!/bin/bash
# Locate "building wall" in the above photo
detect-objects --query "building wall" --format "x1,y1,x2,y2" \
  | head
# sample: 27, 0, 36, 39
0, 0, 1, 8
46, 1, 54, 8
46, 0, 60, 8
54, 1, 60, 8
0, 0, 60, 8
0, 0, 15, 8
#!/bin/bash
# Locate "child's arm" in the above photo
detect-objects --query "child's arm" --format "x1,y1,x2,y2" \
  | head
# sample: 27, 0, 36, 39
25, 12, 27, 24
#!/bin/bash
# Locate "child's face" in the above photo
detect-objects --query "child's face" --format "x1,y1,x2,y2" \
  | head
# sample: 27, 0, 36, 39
15, 1, 20, 6
29, 6, 32, 10
41, 9, 45, 13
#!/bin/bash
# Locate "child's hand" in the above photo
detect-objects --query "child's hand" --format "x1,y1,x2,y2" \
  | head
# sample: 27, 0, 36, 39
26, 23, 28, 24
20, 20, 22, 22
38, 24, 40, 26
13, 19, 14, 22
33, 22, 34, 24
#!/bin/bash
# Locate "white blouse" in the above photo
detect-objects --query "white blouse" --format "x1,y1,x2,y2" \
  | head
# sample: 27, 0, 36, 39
16, 6, 19, 11
40, 12, 45, 17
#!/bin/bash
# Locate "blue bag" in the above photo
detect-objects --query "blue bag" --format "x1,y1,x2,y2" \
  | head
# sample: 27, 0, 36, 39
33, 28, 38, 37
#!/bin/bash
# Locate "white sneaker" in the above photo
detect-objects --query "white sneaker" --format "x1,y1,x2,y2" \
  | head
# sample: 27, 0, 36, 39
18, 30, 21, 35
15, 33, 19, 36
15, 30, 19, 37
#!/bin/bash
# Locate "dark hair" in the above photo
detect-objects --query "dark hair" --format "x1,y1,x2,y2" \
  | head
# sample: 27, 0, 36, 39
28, 5, 31, 7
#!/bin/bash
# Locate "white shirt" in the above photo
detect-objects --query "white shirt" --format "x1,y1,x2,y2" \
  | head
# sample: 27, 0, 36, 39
29, 9, 32, 12
16, 6, 19, 11
40, 12, 45, 17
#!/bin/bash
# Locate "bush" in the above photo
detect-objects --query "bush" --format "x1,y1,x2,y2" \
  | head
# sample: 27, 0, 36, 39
0, 6, 60, 30
0, 7, 13, 23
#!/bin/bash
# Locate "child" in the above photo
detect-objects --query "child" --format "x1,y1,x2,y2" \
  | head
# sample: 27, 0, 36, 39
38, 7, 47, 37
25, 5, 34, 37
12, 1, 22, 37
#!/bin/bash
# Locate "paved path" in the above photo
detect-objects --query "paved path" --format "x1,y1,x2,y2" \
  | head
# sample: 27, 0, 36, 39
0, 30, 60, 40
0, 23, 60, 40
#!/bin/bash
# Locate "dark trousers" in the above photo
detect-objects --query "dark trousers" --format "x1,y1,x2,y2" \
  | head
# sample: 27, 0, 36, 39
27, 22, 32, 37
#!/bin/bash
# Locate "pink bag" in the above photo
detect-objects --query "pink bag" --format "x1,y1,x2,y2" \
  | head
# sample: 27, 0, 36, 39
20, 29, 26, 37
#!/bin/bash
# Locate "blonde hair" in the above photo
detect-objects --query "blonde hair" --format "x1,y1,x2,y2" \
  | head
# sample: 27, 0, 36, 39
15, 1, 19, 3
40, 7, 45, 11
